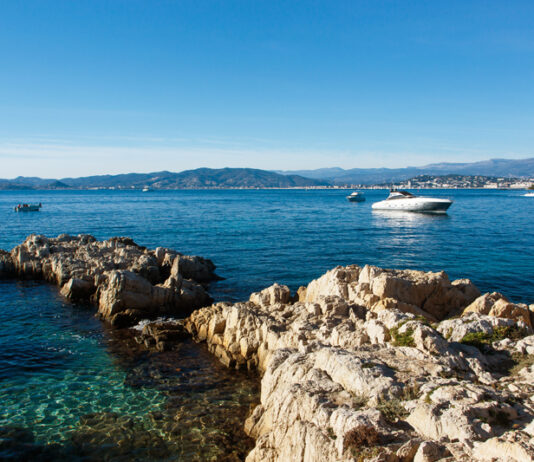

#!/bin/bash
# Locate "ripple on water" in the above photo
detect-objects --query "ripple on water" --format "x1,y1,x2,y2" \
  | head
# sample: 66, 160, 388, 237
0, 281, 259, 461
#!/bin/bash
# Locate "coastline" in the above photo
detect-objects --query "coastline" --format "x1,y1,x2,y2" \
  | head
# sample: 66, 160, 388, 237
2, 235, 534, 461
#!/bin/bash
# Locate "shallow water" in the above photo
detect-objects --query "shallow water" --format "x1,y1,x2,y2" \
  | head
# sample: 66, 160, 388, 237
0, 281, 258, 461
0, 188, 533, 459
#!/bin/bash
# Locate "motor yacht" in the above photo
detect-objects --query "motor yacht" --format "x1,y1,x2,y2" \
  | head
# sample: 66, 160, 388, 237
372, 190, 452, 213
523, 192, 534, 197
346, 191, 365, 202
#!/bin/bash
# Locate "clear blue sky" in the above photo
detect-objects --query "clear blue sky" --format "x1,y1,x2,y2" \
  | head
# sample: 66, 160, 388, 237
1, 0, 533, 178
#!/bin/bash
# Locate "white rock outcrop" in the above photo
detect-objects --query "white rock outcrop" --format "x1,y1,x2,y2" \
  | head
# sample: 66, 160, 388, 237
185, 264, 534, 462
1, 234, 217, 325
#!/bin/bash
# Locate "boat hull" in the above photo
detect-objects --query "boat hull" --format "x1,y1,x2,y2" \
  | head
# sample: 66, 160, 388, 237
14, 205, 41, 212
372, 197, 452, 213
347, 196, 365, 202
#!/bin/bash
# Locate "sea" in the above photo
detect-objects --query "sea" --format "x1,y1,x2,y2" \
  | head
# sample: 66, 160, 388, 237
1, 188, 533, 460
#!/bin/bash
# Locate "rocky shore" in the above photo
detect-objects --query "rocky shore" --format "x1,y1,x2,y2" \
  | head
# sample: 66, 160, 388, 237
2, 235, 534, 461
0, 234, 218, 326
184, 265, 534, 462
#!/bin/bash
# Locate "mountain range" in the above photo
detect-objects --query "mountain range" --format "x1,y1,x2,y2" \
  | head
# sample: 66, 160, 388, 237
277, 158, 534, 185
1, 158, 533, 190
0, 168, 328, 190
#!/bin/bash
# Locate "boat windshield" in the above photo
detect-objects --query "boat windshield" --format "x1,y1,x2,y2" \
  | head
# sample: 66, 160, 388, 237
386, 190, 416, 200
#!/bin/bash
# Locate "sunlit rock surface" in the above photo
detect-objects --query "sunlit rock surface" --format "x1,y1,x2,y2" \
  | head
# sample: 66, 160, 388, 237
0, 234, 217, 326
185, 264, 534, 462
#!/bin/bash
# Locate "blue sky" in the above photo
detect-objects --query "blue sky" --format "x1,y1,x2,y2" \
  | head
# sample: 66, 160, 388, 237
1, 0, 533, 178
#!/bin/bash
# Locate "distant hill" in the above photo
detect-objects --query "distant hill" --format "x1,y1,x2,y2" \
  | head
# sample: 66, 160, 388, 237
3, 158, 533, 189
0, 168, 329, 190
278, 157, 534, 185
0, 177, 69, 190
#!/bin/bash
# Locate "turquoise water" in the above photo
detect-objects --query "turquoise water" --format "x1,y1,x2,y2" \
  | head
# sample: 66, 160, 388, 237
0, 281, 166, 443
0, 188, 533, 459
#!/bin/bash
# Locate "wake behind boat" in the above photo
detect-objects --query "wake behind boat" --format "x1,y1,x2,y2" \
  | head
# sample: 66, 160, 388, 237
372, 190, 452, 213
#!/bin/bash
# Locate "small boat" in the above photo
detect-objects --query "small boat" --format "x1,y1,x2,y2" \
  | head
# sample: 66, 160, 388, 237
142, 187, 151, 192
372, 190, 452, 213
15, 203, 42, 212
523, 192, 534, 197
346, 191, 365, 202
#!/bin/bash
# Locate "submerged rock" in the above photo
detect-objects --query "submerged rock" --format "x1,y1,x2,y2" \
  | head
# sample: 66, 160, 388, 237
0, 234, 218, 325
185, 264, 534, 462
136, 320, 190, 351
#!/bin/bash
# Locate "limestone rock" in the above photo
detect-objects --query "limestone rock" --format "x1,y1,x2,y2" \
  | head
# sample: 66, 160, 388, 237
250, 283, 292, 307
60, 277, 94, 300
184, 263, 532, 462
0, 250, 14, 277
472, 431, 534, 462
436, 313, 530, 343
463, 292, 534, 328
0, 234, 217, 324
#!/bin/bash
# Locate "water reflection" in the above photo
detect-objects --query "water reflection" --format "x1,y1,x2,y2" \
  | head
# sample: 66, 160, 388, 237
372, 209, 450, 227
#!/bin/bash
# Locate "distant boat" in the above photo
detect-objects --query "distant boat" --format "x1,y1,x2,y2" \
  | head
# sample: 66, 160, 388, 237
523, 192, 534, 197
372, 190, 452, 213
346, 191, 365, 202
142, 187, 151, 192
15, 203, 42, 212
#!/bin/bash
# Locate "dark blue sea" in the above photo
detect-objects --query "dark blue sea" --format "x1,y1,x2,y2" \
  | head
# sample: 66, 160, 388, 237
1, 189, 533, 460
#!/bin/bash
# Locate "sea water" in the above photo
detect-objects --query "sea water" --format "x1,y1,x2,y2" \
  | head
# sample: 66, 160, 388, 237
0, 189, 533, 459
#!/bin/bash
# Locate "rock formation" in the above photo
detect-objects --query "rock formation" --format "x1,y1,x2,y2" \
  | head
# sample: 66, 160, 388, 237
184, 264, 534, 462
0, 234, 218, 326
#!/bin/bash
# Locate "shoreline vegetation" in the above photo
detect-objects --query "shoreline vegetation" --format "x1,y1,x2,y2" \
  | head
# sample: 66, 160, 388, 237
1, 235, 534, 461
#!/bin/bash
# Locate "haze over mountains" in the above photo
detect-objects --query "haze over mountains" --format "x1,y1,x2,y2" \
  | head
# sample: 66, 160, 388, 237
0, 158, 533, 190
278, 158, 534, 185
0, 168, 328, 190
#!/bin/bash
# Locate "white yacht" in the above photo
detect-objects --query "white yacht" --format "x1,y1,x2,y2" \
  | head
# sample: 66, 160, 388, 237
372, 190, 452, 213
523, 192, 534, 197
346, 191, 365, 202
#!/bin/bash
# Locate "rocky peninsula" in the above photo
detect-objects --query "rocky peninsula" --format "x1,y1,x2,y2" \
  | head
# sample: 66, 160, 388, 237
0, 234, 218, 326
2, 235, 534, 461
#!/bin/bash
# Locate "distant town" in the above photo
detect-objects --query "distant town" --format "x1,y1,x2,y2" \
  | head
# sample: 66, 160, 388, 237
356, 174, 534, 190
1, 169, 534, 191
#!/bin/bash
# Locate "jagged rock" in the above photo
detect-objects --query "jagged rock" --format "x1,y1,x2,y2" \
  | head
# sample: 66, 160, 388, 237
0, 250, 14, 277
436, 313, 531, 343
298, 265, 361, 302
472, 431, 534, 461
173, 254, 218, 282
60, 277, 94, 300
0, 234, 217, 325
250, 283, 292, 307
184, 264, 533, 462
413, 441, 449, 462
396, 439, 422, 461
298, 264, 479, 322
134, 320, 190, 351
463, 292, 534, 328
407, 382, 519, 443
